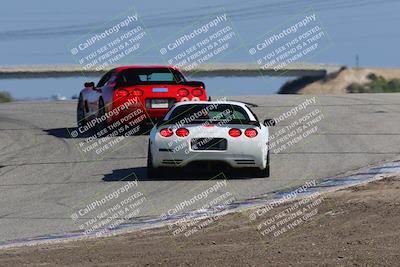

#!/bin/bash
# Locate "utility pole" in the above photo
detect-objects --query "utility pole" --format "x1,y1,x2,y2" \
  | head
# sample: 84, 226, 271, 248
355, 54, 359, 69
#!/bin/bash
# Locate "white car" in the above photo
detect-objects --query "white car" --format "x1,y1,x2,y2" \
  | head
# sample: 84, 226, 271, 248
51, 94, 67, 101
147, 101, 275, 178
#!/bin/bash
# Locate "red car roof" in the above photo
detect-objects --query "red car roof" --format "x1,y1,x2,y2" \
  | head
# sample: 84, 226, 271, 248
114, 65, 180, 72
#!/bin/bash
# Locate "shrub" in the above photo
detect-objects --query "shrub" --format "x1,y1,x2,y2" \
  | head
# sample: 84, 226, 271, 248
347, 75, 400, 93
347, 83, 367, 93
0, 91, 13, 103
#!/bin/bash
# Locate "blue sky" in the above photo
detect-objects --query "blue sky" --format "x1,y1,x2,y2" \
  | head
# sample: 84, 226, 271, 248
1, 0, 399, 66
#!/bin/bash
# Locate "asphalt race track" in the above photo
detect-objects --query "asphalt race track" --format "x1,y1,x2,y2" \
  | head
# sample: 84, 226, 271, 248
0, 93, 399, 243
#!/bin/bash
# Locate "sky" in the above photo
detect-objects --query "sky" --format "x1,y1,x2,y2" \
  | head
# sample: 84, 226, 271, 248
0, 0, 399, 98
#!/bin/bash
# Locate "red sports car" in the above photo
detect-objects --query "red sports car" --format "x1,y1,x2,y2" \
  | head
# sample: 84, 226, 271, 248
77, 66, 207, 132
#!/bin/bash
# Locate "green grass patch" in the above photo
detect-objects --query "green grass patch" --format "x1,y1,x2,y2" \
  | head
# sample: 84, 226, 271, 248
347, 74, 400, 93
0, 91, 13, 103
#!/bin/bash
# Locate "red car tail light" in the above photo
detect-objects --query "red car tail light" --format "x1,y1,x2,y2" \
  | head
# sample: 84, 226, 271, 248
191, 88, 203, 97
229, 128, 242, 137
178, 88, 189, 97
115, 89, 129, 98
176, 128, 189, 137
159, 128, 173, 137
132, 89, 143, 96
245, 128, 258, 138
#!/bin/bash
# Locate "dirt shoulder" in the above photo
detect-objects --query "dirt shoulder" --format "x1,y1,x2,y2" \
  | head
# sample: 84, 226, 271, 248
1, 175, 400, 266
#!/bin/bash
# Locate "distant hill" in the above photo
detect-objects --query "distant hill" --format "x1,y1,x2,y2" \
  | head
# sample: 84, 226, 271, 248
279, 68, 400, 94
